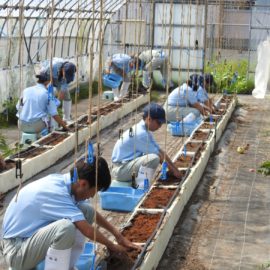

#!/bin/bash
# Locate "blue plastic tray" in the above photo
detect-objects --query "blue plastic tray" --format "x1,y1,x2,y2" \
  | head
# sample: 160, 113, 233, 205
99, 187, 144, 212
169, 119, 201, 136
102, 73, 122, 88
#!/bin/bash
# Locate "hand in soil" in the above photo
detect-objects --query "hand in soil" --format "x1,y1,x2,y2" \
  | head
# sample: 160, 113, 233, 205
116, 234, 142, 252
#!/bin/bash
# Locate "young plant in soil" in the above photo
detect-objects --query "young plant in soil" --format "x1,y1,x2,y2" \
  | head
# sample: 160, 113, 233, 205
10, 146, 49, 159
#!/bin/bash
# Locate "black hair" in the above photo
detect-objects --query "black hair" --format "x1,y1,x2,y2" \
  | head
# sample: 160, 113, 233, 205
36, 74, 49, 84
70, 156, 111, 191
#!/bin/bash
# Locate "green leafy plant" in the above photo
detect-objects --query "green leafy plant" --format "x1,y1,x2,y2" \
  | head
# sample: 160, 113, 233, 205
0, 133, 15, 158
205, 59, 254, 94
0, 97, 18, 127
257, 160, 270, 176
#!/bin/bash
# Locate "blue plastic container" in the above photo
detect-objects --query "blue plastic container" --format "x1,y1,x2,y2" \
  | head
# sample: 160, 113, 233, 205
169, 119, 201, 136
102, 73, 122, 88
99, 186, 144, 212
35, 242, 94, 270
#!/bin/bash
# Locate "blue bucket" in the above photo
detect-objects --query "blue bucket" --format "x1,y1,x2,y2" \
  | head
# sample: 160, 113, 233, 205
99, 187, 144, 212
102, 73, 122, 88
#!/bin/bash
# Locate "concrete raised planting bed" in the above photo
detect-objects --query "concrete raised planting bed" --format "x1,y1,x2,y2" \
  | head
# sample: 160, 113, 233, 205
106, 95, 236, 270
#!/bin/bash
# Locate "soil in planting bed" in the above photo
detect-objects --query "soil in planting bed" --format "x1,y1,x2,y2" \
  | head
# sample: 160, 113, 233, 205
106, 248, 141, 270
193, 151, 202, 165
38, 132, 69, 146
76, 115, 97, 125
0, 159, 16, 173
185, 142, 205, 152
122, 212, 162, 243
141, 187, 176, 209
10, 146, 49, 159
92, 103, 122, 115
192, 130, 210, 141
220, 95, 233, 103
214, 109, 225, 116
174, 155, 193, 168
67, 123, 86, 132
157, 170, 187, 185
200, 122, 215, 129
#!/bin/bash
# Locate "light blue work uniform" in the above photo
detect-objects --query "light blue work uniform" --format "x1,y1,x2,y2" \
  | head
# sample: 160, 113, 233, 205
40, 58, 72, 100
196, 85, 209, 103
111, 119, 160, 182
106, 54, 133, 82
164, 83, 201, 121
0, 173, 94, 269
16, 83, 58, 133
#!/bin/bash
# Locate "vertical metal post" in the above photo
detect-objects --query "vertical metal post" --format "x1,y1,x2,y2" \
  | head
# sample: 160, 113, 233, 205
203, 0, 208, 74
247, 0, 253, 80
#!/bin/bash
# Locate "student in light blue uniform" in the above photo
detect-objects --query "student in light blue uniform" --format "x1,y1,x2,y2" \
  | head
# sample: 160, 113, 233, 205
163, 80, 207, 122
111, 103, 182, 185
138, 49, 174, 89
16, 75, 69, 133
105, 53, 136, 101
0, 157, 139, 270
190, 73, 216, 114
39, 58, 76, 121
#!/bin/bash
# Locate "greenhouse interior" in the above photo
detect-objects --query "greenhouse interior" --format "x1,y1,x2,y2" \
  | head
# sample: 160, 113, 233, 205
0, 0, 270, 270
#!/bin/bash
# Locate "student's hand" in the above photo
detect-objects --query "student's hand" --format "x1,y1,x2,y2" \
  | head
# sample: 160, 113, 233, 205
116, 234, 142, 251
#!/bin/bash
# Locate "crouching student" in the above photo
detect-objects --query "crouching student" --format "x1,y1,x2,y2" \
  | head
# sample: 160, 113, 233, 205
16, 70, 69, 134
163, 80, 208, 122
111, 103, 182, 187
190, 73, 217, 114
0, 156, 140, 270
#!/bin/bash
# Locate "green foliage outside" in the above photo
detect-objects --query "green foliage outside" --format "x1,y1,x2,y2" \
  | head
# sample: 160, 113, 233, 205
0, 133, 22, 158
205, 59, 254, 94
257, 161, 270, 176
0, 97, 18, 127
70, 81, 103, 104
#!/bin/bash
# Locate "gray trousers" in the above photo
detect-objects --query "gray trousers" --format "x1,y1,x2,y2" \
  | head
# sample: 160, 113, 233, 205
0, 202, 94, 270
111, 153, 160, 182
18, 119, 47, 134
163, 101, 201, 122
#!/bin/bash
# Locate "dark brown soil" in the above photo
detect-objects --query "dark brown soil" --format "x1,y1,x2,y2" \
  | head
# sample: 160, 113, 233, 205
174, 155, 193, 167
67, 123, 86, 132
192, 130, 210, 140
10, 146, 49, 159
0, 159, 16, 173
200, 122, 214, 129
122, 212, 162, 242
92, 103, 122, 115
141, 187, 176, 209
156, 170, 187, 185
37, 132, 69, 146
185, 142, 203, 152
220, 95, 233, 103
106, 248, 141, 270
214, 109, 225, 115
